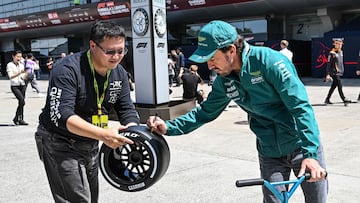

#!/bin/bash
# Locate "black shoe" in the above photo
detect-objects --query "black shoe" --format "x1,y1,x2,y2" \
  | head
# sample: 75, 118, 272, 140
17, 120, 29, 125
13, 118, 19, 125
324, 100, 333, 104
343, 98, 351, 104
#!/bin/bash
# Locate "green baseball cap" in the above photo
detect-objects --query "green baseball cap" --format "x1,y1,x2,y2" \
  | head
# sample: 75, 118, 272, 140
189, 20, 238, 63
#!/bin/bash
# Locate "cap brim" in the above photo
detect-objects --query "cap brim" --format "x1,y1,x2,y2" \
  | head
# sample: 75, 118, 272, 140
189, 48, 217, 63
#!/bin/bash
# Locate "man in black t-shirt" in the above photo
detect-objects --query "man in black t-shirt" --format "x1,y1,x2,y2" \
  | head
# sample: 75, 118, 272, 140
35, 21, 139, 203
181, 65, 204, 103
356, 53, 360, 101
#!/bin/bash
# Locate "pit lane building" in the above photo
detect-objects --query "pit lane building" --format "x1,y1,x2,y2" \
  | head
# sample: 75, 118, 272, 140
1, 0, 360, 78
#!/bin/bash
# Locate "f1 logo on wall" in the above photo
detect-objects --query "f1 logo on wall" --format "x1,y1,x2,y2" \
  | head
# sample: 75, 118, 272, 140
136, 42, 147, 48
157, 43, 165, 48
135, 42, 148, 53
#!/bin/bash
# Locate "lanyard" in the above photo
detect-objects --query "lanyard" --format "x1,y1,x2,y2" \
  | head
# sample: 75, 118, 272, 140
87, 50, 110, 115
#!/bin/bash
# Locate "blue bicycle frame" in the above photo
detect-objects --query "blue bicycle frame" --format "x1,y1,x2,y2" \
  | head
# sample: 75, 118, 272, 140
236, 173, 310, 203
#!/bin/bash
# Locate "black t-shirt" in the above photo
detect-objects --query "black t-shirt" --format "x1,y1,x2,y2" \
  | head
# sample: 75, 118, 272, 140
39, 51, 139, 142
181, 72, 201, 99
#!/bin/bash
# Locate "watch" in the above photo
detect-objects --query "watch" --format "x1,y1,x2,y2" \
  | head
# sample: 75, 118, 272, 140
132, 8, 149, 36
154, 8, 166, 38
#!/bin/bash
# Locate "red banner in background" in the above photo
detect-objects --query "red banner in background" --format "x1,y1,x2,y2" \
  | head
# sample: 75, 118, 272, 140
166, 0, 255, 11
0, 0, 254, 32
0, 1, 131, 32
97, 1, 130, 19
0, 18, 20, 31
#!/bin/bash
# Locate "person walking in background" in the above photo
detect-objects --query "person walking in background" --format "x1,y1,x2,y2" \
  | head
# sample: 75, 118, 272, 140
324, 38, 351, 105
147, 20, 327, 203
208, 69, 217, 86
176, 47, 186, 86
34, 58, 41, 79
356, 51, 360, 101
46, 57, 53, 71
168, 53, 175, 87
24, 53, 44, 97
6, 50, 28, 125
181, 64, 205, 103
34, 21, 139, 203
170, 49, 180, 86
54, 52, 67, 64
127, 71, 135, 92
279, 39, 293, 62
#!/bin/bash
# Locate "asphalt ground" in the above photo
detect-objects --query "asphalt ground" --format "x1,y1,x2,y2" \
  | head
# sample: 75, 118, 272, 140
0, 76, 360, 203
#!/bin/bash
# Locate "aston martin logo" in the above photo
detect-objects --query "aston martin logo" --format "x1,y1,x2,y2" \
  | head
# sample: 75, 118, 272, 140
198, 36, 206, 42
250, 70, 261, 76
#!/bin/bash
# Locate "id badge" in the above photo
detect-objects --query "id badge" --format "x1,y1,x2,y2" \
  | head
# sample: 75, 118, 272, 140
92, 115, 109, 129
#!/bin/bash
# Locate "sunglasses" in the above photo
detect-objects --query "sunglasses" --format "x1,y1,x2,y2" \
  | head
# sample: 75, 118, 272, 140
94, 41, 128, 56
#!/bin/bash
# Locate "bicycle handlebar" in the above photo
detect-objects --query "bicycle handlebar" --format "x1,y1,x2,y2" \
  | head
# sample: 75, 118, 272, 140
235, 172, 326, 203
235, 172, 313, 188
236, 178, 264, 187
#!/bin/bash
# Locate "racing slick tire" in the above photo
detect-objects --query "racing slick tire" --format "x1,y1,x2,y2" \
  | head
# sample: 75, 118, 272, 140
99, 125, 170, 192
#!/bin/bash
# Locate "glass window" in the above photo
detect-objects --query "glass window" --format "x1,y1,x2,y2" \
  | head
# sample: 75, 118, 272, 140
3, 4, 12, 13
55, 2, 70, 9
185, 19, 267, 43
22, 0, 31, 7
30, 0, 40, 6
186, 25, 202, 38
230, 21, 245, 33
31, 37, 68, 57
244, 19, 267, 33
42, 4, 55, 11
31, 37, 66, 49
230, 19, 267, 34
3, 0, 15, 4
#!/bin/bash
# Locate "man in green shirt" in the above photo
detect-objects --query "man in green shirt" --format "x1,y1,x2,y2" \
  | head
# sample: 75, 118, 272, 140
148, 20, 327, 202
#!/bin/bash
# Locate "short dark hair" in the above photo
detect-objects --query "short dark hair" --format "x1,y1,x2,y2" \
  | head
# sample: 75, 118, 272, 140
90, 21, 126, 44
12, 50, 22, 56
26, 53, 33, 59
219, 35, 244, 56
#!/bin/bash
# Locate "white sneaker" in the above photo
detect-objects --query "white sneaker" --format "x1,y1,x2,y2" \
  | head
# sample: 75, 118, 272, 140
37, 93, 45, 97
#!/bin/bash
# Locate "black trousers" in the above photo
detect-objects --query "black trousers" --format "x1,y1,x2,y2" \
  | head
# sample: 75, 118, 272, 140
10, 85, 27, 120
35, 125, 99, 203
326, 75, 346, 101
